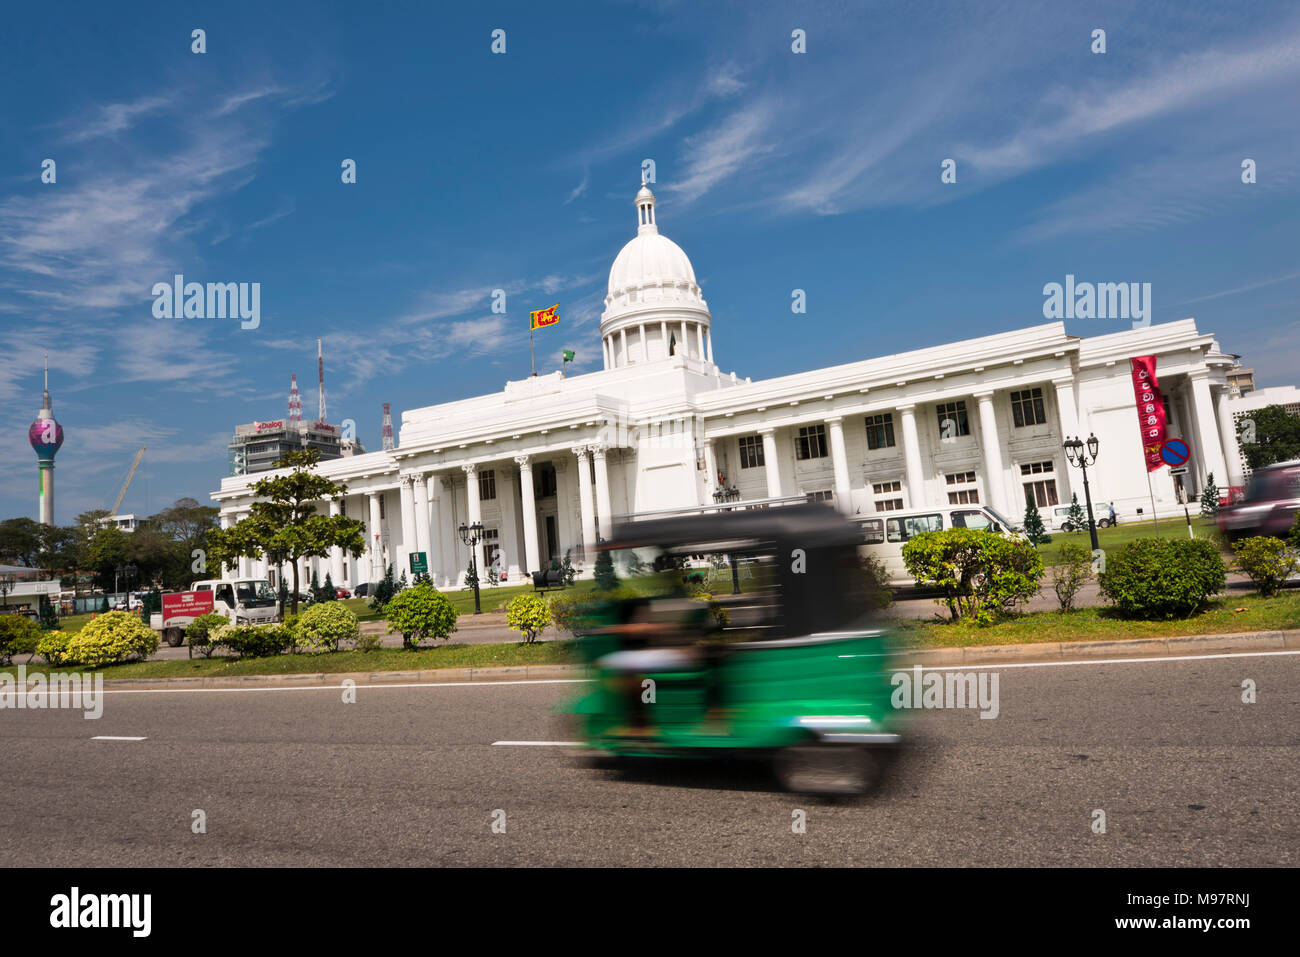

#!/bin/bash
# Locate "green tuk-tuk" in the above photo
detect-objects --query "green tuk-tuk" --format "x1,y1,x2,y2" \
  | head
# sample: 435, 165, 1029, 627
566, 503, 903, 795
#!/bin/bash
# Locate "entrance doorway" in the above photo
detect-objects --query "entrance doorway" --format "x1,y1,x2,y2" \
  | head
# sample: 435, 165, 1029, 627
544, 515, 558, 566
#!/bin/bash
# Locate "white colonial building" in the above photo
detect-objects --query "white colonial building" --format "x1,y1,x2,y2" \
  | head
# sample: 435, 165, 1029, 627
212, 184, 1249, 589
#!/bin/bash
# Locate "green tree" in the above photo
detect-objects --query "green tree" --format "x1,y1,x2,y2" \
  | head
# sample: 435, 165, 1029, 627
38, 594, 59, 630
593, 546, 619, 590
1022, 500, 1049, 546
205, 449, 366, 615
505, 593, 551, 643
463, 561, 478, 590
1238, 405, 1300, 470
322, 572, 337, 601
1200, 473, 1221, 516
560, 549, 576, 587
0, 517, 44, 567
1065, 494, 1087, 532
370, 564, 396, 611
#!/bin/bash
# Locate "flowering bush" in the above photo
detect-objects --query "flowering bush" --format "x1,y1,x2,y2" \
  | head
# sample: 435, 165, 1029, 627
506, 593, 551, 643
1232, 536, 1297, 599
0, 614, 42, 665
185, 613, 229, 659
295, 601, 360, 652
65, 611, 158, 668
36, 631, 73, 666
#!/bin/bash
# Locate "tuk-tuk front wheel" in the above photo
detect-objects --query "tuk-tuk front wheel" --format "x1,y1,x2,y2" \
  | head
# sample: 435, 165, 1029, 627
774, 744, 883, 796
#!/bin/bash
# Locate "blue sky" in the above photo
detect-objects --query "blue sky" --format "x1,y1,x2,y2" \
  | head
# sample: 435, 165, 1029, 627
2, 0, 1299, 525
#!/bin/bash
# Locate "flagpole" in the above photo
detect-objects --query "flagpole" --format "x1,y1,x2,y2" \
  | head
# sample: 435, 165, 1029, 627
530, 327, 535, 377
1146, 469, 1159, 534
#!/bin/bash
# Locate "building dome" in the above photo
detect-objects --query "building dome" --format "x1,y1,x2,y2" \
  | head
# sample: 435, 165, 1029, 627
600, 182, 713, 370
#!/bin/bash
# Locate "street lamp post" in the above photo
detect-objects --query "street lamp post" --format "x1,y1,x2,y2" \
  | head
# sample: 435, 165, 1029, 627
1063, 433, 1102, 552
458, 521, 484, 615
0, 575, 13, 609
711, 486, 743, 594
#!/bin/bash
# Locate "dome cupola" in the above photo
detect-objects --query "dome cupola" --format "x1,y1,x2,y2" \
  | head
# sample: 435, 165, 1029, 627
600, 180, 713, 370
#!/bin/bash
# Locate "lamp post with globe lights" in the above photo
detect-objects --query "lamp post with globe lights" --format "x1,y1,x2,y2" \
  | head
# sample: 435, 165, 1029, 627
458, 521, 484, 615
1063, 434, 1102, 552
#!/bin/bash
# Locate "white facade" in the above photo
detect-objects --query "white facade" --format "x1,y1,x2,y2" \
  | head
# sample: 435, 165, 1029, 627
212, 184, 1248, 587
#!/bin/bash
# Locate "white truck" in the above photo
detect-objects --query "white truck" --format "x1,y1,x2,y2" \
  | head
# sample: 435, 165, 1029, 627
149, 578, 280, 647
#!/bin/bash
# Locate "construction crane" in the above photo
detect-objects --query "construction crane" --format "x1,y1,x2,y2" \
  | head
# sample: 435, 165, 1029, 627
108, 447, 146, 515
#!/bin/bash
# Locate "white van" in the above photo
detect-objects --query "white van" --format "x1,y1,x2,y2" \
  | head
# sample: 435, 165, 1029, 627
190, 579, 281, 625
855, 505, 1024, 587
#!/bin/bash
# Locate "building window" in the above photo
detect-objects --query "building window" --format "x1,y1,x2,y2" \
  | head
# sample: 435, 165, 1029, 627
865, 413, 896, 450
936, 400, 970, 438
479, 469, 496, 501
535, 463, 557, 498
795, 424, 828, 460
1021, 462, 1059, 507
1011, 388, 1047, 427
872, 480, 903, 512
805, 489, 833, 503
945, 470, 979, 505
738, 434, 765, 469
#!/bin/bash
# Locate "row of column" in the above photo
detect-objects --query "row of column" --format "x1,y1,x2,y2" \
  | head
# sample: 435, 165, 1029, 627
603, 320, 713, 368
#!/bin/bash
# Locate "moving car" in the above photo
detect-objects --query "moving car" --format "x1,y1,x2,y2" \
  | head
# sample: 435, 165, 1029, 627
1218, 460, 1300, 540
566, 503, 903, 796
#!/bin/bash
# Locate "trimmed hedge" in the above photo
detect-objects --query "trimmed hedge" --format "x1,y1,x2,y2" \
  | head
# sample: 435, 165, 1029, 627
902, 528, 1044, 624
0, 614, 42, 665
215, 624, 292, 659
1099, 538, 1226, 619
65, 611, 159, 667
295, 602, 360, 652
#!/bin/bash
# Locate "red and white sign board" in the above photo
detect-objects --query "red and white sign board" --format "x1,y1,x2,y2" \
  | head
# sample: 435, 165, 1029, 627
162, 591, 214, 619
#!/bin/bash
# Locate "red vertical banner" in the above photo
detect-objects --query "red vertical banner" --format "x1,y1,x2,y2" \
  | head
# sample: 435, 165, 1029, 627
1130, 355, 1167, 471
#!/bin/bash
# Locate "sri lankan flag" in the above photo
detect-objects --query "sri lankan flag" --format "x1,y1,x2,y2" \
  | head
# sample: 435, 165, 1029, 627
530, 303, 560, 330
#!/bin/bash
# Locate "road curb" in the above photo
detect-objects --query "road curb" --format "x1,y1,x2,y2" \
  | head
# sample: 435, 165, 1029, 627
85, 628, 1300, 690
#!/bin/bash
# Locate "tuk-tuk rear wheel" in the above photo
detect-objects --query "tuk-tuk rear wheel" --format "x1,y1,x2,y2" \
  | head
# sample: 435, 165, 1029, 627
774, 744, 882, 796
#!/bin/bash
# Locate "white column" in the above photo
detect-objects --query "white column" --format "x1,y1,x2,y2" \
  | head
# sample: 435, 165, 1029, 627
706, 330, 713, 364
410, 474, 431, 576
592, 444, 613, 540
681, 320, 690, 358
1189, 372, 1229, 489
825, 417, 853, 513
499, 468, 522, 582
328, 499, 344, 586
640, 324, 649, 363
660, 320, 668, 359
703, 438, 717, 501
426, 475, 444, 584
1052, 377, 1080, 440
367, 493, 383, 583
697, 323, 705, 361
619, 328, 627, 366
398, 477, 416, 579
603, 338, 610, 369
463, 463, 484, 576
897, 404, 927, 508
219, 512, 233, 578
760, 428, 782, 498
516, 455, 540, 576
574, 447, 597, 560
974, 391, 1009, 516
1214, 388, 1245, 488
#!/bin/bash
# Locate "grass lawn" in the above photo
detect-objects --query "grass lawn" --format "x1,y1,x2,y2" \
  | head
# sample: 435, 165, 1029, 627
893, 590, 1300, 648
2, 637, 577, 681
1035, 515, 1224, 565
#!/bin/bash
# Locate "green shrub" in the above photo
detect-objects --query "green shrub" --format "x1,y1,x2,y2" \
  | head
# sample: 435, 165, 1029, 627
902, 528, 1043, 624
215, 624, 291, 659
355, 631, 383, 653
506, 593, 552, 643
184, 612, 229, 659
1099, 538, 1226, 619
36, 631, 73, 667
1051, 542, 1094, 612
65, 611, 158, 668
1232, 537, 1297, 598
0, 615, 43, 665
296, 601, 360, 652
860, 553, 893, 610
383, 581, 458, 648
593, 548, 619, 591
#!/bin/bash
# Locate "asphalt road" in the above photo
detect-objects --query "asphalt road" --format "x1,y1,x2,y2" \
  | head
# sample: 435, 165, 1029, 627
1, 650, 1296, 866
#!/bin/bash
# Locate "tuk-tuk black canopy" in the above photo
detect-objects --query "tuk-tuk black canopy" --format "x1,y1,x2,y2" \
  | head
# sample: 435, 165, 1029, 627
605, 502, 864, 552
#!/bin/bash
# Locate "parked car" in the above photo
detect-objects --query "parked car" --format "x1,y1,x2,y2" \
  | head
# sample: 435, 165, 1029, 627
353, 582, 372, 597
855, 504, 1024, 587
335, 587, 352, 599
1218, 460, 1300, 540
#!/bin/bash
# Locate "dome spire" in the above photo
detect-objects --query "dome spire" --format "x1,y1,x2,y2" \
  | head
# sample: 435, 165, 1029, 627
634, 179, 657, 235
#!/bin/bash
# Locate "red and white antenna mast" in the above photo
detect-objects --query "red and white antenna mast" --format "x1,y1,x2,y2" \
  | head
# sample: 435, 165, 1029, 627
288, 374, 303, 428
381, 403, 395, 451
317, 338, 327, 424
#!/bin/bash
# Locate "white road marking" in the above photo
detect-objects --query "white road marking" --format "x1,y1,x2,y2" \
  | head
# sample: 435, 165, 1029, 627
91, 736, 147, 741
64, 649, 1300, 697
97, 678, 588, 695
492, 740, 582, 747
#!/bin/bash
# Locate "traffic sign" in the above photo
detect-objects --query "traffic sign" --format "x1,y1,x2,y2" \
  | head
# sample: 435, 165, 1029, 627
408, 552, 428, 574
1159, 438, 1190, 467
